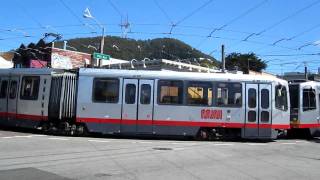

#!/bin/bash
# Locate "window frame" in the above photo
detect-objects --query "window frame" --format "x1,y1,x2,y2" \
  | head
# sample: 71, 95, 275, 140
248, 88, 257, 108
20, 76, 40, 101
157, 80, 184, 105
302, 88, 317, 111
275, 85, 288, 111
261, 89, 270, 109
215, 82, 242, 108
186, 81, 213, 107
140, 84, 152, 105
125, 83, 137, 104
0, 79, 8, 99
92, 78, 120, 103
9, 80, 18, 99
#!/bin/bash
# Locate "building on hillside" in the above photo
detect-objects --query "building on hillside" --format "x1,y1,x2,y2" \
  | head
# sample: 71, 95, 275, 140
0, 55, 13, 68
11, 40, 93, 69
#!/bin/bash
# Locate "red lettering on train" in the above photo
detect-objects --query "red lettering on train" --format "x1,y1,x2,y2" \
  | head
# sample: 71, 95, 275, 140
201, 109, 223, 120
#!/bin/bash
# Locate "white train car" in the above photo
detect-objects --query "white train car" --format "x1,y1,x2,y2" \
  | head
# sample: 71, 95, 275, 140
76, 68, 290, 139
289, 81, 320, 137
0, 68, 63, 129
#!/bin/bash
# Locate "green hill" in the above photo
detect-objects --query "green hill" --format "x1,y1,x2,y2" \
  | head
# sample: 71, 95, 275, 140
54, 36, 219, 67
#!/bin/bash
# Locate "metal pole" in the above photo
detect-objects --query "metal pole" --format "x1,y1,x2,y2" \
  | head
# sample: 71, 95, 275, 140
98, 27, 105, 67
304, 62, 308, 80
221, 44, 225, 73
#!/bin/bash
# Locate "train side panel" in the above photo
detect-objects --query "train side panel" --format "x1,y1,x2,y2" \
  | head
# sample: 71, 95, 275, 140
76, 75, 123, 134
15, 74, 51, 128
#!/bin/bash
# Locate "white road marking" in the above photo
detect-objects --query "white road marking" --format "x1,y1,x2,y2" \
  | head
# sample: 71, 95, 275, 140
247, 143, 267, 146
281, 142, 296, 145
1, 136, 14, 139
88, 139, 110, 143
13, 135, 33, 138
213, 143, 234, 146
31, 135, 47, 137
48, 137, 69, 141
138, 141, 153, 144
174, 148, 185, 151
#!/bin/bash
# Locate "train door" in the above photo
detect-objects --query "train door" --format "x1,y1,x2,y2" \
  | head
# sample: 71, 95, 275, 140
245, 83, 272, 138
258, 84, 272, 137
7, 76, 19, 126
121, 79, 138, 133
137, 80, 154, 134
121, 79, 154, 134
245, 84, 259, 137
0, 77, 9, 126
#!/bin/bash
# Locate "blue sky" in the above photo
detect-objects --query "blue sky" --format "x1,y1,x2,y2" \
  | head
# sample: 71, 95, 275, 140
1, 0, 320, 74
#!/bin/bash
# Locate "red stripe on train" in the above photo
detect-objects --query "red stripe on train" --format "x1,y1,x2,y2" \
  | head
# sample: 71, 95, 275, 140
292, 123, 320, 128
0, 112, 47, 121
76, 117, 290, 129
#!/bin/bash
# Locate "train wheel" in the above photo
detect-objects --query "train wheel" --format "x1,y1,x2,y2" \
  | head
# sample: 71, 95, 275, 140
196, 128, 209, 141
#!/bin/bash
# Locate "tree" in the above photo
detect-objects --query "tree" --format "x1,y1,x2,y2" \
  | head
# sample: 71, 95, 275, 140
225, 53, 267, 73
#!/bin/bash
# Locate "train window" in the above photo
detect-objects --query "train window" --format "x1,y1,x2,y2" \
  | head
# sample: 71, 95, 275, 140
158, 80, 183, 105
302, 88, 316, 111
125, 84, 136, 104
187, 81, 212, 106
261, 111, 269, 122
216, 83, 242, 107
140, 84, 151, 104
275, 85, 288, 111
20, 76, 40, 100
248, 88, 256, 108
0, 80, 8, 98
92, 78, 119, 103
9, 81, 17, 99
248, 111, 256, 122
261, 89, 270, 109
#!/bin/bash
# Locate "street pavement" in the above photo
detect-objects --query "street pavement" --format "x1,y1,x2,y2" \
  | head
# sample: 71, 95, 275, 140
0, 129, 319, 180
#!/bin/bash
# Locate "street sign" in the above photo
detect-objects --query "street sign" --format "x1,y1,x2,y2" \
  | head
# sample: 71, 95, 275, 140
93, 52, 110, 60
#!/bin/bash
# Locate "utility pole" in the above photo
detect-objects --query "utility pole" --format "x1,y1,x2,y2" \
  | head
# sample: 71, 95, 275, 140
304, 61, 308, 80
221, 44, 225, 73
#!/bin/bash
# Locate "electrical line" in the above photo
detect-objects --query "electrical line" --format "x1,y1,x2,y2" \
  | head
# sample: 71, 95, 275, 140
207, 0, 269, 37
242, 0, 320, 41
107, 0, 123, 17
58, 0, 96, 33
153, 0, 174, 25
175, 0, 214, 26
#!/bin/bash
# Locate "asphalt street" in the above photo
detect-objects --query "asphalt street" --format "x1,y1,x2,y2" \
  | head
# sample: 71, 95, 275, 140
0, 129, 319, 180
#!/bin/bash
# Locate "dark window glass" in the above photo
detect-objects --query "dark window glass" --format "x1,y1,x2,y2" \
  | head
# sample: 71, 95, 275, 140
187, 81, 212, 106
158, 80, 183, 105
261, 111, 270, 122
248, 88, 256, 108
248, 111, 256, 122
275, 85, 288, 111
125, 84, 136, 104
0, 80, 8, 99
20, 76, 40, 100
9, 81, 18, 99
140, 84, 151, 104
261, 89, 270, 109
303, 89, 316, 111
216, 83, 242, 107
92, 78, 119, 103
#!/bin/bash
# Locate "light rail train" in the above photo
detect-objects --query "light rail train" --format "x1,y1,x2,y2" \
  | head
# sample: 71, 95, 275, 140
0, 68, 318, 139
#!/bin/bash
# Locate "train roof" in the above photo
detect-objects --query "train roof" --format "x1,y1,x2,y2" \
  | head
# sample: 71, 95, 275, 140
79, 68, 287, 84
0, 68, 64, 75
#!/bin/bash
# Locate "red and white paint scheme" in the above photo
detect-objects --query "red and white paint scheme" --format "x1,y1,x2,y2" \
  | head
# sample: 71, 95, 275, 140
75, 68, 290, 139
289, 81, 320, 136
0, 68, 295, 139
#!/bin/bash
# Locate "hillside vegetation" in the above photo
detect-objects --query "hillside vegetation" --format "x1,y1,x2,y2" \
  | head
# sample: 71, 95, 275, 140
54, 36, 219, 67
